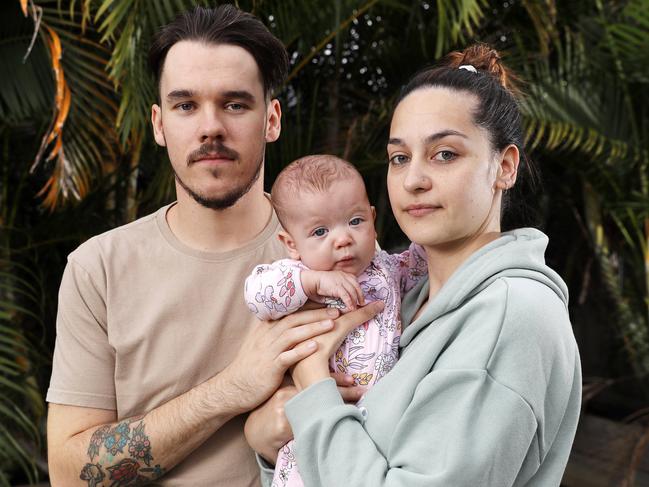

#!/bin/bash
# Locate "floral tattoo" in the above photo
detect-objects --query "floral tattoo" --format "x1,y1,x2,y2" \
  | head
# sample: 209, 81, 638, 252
81, 418, 165, 486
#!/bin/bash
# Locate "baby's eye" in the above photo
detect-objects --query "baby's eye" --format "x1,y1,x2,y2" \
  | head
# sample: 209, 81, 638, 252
312, 227, 327, 237
349, 217, 363, 226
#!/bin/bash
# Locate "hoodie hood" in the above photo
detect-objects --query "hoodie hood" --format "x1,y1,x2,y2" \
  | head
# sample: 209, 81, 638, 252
400, 228, 569, 347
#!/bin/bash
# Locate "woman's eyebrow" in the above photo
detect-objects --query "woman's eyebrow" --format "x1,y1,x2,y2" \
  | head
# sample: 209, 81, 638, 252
424, 130, 468, 143
388, 130, 468, 146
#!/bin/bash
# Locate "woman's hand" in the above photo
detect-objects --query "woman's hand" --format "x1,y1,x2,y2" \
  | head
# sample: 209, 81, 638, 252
292, 301, 384, 391
244, 374, 368, 464
244, 378, 296, 464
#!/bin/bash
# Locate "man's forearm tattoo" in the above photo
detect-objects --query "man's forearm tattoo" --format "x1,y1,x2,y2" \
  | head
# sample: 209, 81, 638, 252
80, 418, 165, 486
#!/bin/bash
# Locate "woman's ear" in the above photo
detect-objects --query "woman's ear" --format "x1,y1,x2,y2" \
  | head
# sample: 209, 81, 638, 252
278, 231, 300, 260
494, 144, 520, 191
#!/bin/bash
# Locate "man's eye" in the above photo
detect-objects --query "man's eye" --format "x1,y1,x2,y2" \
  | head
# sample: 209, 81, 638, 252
312, 228, 327, 237
227, 103, 245, 111
349, 217, 363, 226
177, 103, 193, 111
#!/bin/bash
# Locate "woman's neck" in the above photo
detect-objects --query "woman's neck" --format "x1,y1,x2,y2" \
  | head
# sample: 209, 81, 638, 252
424, 231, 501, 301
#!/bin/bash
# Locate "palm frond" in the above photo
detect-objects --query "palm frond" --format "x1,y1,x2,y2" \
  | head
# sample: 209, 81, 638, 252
0, 257, 45, 485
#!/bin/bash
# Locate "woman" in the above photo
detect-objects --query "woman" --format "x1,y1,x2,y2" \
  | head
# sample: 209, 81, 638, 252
247, 44, 581, 487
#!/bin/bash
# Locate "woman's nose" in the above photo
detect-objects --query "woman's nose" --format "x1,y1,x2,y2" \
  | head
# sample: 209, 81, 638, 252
403, 162, 432, 193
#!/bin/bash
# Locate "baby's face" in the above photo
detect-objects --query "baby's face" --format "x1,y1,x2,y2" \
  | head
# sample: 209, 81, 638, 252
282, 177, 377, 276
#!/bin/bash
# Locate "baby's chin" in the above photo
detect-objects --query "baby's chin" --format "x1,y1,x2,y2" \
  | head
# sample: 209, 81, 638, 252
331, 257, 368, 276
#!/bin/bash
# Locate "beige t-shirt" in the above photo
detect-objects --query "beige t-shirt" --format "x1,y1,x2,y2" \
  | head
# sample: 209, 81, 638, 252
47, 202, 286, 486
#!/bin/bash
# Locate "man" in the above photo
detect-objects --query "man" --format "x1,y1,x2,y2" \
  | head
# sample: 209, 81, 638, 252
46, 6, 377, 486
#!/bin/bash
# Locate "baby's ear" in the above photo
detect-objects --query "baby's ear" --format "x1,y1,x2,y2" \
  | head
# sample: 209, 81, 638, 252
278, 231, 300, 260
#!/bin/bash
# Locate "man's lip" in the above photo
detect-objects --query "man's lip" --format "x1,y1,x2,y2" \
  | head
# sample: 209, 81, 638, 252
193, 154, 234, 163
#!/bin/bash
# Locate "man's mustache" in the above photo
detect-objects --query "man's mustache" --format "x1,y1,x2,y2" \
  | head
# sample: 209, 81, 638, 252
187, 142, 239, 164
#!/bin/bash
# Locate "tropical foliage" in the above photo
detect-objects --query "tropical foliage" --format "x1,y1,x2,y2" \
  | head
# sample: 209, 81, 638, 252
1, 0, 648, 483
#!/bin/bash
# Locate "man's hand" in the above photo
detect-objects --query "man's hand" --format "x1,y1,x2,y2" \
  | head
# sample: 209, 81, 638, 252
301, 270, 364, 310
292, 301, 384, 391
244, 374, 365, 463
219, 307, 342, 413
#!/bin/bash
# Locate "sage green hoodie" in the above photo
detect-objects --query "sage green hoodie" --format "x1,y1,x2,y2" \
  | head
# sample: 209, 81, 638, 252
261, 228, 581, 487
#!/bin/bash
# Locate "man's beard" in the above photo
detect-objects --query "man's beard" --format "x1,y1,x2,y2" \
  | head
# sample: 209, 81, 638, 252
174, 142, 264, 210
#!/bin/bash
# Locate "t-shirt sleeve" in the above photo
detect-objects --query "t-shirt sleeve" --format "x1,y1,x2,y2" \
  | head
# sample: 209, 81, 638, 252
46, 256, 116, 410
244, 259, 309, 321
285, 372, 538, 487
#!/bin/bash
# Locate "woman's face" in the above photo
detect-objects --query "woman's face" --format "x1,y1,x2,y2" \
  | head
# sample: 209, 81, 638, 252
387, 86, 512, 250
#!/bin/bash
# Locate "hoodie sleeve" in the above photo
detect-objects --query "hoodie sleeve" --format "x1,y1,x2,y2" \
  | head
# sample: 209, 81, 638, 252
285, 372, 539, 487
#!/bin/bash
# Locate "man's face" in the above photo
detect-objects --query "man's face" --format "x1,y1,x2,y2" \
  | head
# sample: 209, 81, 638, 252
151, 41, 281, 210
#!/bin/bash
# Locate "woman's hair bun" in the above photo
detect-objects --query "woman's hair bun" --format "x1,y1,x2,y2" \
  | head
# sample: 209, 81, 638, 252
444, 43, 517, 93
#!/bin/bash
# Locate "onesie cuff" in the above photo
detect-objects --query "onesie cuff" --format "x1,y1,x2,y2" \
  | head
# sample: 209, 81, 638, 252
285, 378, 347, 432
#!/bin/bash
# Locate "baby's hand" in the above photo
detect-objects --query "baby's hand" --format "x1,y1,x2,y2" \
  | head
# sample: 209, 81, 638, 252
301, 270, 364, 311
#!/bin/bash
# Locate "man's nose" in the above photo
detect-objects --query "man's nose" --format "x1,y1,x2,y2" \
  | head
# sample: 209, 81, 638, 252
199, 108, 227, 141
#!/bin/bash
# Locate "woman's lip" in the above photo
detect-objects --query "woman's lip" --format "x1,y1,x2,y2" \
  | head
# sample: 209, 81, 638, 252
404, 205, 441, 216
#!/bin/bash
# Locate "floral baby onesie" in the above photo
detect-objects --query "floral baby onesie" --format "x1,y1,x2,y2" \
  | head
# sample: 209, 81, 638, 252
244, 243, 428, 487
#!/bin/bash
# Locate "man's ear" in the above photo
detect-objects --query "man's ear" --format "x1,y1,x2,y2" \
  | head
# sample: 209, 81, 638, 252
151, 104, 166, 147
265, 99, 282, 143
494, 144, 520, 191
278, 230, 300, 260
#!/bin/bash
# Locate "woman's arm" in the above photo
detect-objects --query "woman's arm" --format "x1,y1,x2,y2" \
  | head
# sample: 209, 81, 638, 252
286, 370, 539, 487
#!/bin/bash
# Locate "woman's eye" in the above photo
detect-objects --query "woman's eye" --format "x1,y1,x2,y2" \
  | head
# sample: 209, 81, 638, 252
349, 217, 363, 226
435, 150, 456, 162
388, 154, 409, 166
312, 228, 327, 237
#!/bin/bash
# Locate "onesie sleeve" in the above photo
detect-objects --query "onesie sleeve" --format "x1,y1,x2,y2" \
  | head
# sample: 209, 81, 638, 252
380, 242, 428, 294
244, 259, 309, 321
47, 257, 117, 409
285, 372, 538, 487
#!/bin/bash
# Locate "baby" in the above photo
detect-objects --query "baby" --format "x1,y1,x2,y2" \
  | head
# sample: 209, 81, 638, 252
244, 155, 427, 487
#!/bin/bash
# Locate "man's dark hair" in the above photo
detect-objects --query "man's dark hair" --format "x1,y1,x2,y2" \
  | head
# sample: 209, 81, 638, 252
148, 5, 289, 98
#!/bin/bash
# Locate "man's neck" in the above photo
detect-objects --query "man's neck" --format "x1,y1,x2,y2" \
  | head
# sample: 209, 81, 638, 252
166, 182, 272, 253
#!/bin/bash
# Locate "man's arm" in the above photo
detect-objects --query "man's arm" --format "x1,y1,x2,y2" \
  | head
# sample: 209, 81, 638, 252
47, 306, 349, 485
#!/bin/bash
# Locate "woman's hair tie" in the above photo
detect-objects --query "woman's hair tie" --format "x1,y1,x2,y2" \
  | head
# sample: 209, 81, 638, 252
458, 64, 477, 73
